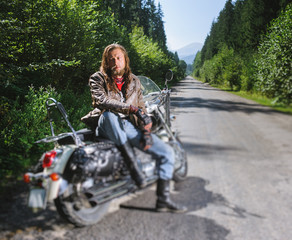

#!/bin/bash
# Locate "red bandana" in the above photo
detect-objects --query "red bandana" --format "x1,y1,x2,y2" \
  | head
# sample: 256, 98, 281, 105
114, 77, 125, 91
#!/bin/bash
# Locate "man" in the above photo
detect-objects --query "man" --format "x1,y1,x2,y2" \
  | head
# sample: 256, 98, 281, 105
85, 43, 186, 213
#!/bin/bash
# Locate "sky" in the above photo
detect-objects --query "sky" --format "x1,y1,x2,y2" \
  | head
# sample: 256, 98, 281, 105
155, 0, 228, 50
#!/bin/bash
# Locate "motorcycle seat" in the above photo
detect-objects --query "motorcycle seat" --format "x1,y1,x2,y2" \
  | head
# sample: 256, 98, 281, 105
56, 128, 117, 146
57, 128, 95, 145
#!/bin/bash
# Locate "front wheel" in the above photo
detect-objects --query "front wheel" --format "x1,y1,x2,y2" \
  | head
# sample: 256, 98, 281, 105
54, 191, 110, 227
169, 138, 188, 182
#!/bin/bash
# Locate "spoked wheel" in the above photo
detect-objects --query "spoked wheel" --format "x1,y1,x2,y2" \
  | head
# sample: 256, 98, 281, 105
169, 138, 188, 182
54, 187, 110, 227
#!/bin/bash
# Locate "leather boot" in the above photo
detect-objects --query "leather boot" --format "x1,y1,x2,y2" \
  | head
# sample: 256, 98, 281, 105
119, 141, 147, 188
156, 179, 187, 213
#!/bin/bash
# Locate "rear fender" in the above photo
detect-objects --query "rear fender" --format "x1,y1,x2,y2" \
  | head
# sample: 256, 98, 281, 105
45, 145, 75, 201
52, 145, 76, 173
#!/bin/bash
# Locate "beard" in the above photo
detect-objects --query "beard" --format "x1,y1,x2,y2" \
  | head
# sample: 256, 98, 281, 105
111, 66, 125, 77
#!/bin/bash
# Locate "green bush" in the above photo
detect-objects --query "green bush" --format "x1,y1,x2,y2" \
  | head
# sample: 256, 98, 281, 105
192, 51, 202, 78
223, 52, 242, 90
255, 4, 292, 104
129, 26, 173, 85
0, 0, 186, 180
0, 86, 59, 177
240, 55, 257, 92
200, 59, 215, 83
0, 85, 92, 178
199, 45, 243, 89
58, 88, 92, 131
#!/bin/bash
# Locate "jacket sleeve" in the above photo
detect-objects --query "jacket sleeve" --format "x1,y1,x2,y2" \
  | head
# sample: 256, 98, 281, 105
89, 72, 130, 114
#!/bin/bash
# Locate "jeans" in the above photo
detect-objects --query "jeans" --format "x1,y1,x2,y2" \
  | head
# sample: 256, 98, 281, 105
97, 111, 174, 180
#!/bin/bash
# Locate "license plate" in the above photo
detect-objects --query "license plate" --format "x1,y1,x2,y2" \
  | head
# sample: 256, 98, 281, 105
28, 188, 47, 210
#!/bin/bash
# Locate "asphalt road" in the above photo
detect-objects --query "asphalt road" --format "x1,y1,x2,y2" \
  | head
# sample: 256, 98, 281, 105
170, 76, 292, 240
1, 76, 291, 240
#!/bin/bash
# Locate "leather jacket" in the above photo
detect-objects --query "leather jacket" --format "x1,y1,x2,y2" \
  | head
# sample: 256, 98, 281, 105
82, 71, 146, 129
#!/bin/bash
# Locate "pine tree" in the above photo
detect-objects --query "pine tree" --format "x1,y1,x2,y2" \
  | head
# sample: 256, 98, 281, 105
152, 3, 167, 50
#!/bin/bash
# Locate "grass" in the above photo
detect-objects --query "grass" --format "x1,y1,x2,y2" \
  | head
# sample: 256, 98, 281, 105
216, 86, 292, 115
190, 76, 292, 115
231, 91, 292, 114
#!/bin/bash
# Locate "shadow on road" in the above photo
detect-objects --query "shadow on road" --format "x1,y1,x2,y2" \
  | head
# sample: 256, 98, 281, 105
181, 141, 242, 157
121, 176, 262, 219
172, 80, 222, 92
0, 182, 71, 237
0, 177, 262, 240
170, 79, 289, 116
0, 178, 231, 240
171, 96, 283, 115
92, 176, 231, 240
116, 176, 263, 239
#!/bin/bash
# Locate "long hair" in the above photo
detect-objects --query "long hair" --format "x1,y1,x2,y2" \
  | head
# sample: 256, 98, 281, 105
100, 43, 132, 80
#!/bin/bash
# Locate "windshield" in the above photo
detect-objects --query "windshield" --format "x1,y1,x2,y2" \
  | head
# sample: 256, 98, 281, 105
138, 76, 161, 96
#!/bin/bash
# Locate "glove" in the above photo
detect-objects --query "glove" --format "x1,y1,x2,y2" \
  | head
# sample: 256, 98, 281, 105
129, 105, 153, 150
129, 105, 152, 131
140, 130, 153, 151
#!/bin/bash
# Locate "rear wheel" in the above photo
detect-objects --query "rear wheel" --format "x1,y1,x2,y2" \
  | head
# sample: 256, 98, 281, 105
54, 188, 110, 227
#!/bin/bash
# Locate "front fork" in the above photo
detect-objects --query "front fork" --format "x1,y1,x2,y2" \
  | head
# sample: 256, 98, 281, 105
155, 105, 177, 141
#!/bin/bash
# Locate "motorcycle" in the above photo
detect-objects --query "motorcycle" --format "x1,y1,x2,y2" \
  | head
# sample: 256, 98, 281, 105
23, 70, 188, 227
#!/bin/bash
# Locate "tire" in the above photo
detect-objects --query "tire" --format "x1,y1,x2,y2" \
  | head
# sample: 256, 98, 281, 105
173, 150, 188, 182
54, 193, 110, 227
170, 138, 188, 182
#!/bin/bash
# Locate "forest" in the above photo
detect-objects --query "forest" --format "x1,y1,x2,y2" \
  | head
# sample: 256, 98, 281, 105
193, 0, 291, 105
0, 0, 186, 179
1, 0, 291, 180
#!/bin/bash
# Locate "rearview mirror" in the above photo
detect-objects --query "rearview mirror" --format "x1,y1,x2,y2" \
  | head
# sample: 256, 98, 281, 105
164, 69, 173, 88
165, 69, 173, 82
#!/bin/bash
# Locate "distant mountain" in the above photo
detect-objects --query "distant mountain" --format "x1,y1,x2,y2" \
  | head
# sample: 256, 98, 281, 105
175, 42, 203, 64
